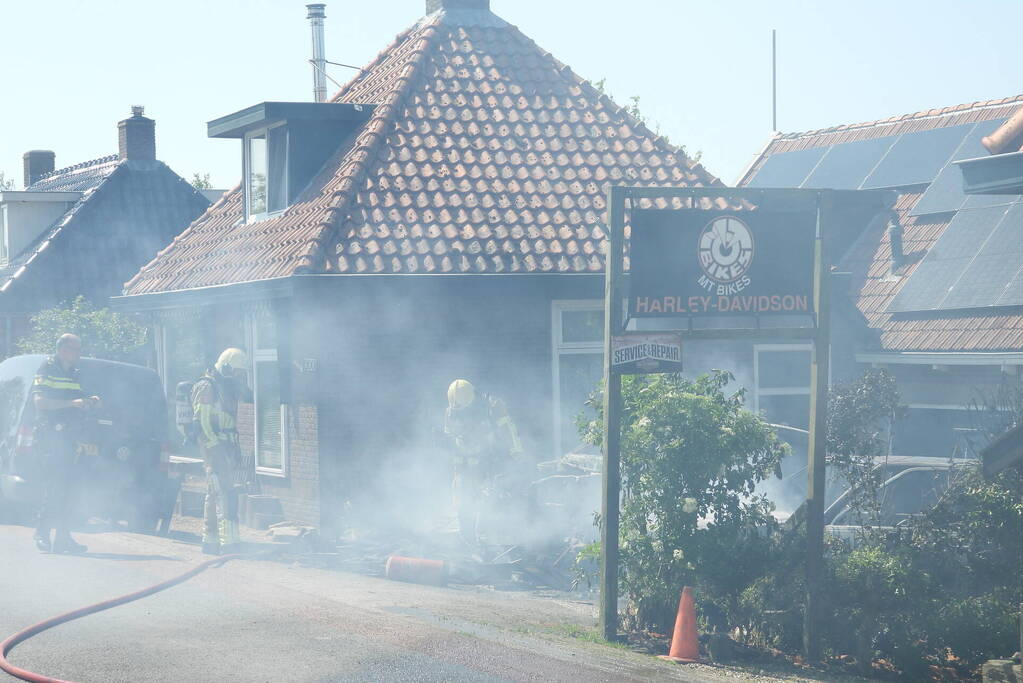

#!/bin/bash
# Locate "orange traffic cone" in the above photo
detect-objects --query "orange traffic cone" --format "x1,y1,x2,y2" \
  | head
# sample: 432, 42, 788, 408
658, 586, 701, 663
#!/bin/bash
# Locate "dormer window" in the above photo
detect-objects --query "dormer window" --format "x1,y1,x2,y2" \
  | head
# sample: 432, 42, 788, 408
208, 102, 375, 223
245, 125, 288, 220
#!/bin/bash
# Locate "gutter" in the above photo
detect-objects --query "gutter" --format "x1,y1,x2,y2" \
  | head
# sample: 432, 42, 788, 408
112, 271, 608, 312
110, 276, 297, 312
856, 351, 1023, 366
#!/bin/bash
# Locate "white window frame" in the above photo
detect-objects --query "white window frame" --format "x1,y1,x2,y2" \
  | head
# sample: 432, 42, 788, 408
243, 122, 288, 223
753, 343, 812, 419
551, 300, 604, 458
0, 204, 8, 265
248, 312, 288, 477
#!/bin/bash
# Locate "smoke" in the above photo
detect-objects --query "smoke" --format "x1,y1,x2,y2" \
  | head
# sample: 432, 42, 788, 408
681, 339, 810, 519
293, 279, 594, 561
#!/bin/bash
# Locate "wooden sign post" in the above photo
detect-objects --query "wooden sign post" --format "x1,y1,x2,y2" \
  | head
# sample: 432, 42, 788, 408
599, 186, 882, 653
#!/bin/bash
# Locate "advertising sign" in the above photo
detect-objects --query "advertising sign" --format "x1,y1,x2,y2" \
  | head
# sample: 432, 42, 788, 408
611, 333, 683, 374
629, 208, 816, 317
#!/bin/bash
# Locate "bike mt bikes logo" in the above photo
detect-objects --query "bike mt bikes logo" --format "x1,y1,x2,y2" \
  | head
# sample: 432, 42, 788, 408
628, 205, 819, 317
697, 216, 754, 295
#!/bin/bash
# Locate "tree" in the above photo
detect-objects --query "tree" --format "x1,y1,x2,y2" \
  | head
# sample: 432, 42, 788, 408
579, 370, 788, 633
190, 172, 212, 190
17, 296, 148, 363
0, 171, 15, 191
825, 368, 901, 533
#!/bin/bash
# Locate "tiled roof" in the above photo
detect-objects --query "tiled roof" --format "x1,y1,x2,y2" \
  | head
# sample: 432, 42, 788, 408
124, 5, 719, 294
1, 156, 124, 293
744, 97, 1023, 353
27, 154, 121, 193
1, 159, 209, 308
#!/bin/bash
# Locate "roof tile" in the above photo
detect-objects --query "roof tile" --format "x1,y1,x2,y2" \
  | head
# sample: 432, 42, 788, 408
125, 6, 718, 293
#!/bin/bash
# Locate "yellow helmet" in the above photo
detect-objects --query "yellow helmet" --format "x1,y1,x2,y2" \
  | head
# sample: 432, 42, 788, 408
215, 348, 248, 375
447, 379, 475, 410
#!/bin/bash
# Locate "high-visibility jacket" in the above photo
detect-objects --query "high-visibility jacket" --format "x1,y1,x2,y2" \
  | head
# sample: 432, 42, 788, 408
191, 371, 240, 449
31, 357, 85, 431
444, 391, 523, 469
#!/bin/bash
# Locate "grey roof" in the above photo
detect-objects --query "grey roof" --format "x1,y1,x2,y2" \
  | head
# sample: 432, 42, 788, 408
0, 157, 210, 310
27, 154, 121, 192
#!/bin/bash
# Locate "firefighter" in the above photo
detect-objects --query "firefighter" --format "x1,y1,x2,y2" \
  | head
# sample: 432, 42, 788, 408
192, 348, 251, 555
31, 333, 100, 554
443, 379, 524, 545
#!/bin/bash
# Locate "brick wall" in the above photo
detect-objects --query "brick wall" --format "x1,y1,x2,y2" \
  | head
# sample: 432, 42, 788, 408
237, 399, 321, 526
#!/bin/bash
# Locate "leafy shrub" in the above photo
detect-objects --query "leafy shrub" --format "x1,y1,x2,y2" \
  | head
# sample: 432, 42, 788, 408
579, 370, 788, 633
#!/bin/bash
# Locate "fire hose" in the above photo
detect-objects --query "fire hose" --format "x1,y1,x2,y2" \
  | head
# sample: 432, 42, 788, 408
0, 550, 272, 683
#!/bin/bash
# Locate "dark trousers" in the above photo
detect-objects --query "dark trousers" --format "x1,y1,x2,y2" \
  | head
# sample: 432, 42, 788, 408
35, 431, 79, 539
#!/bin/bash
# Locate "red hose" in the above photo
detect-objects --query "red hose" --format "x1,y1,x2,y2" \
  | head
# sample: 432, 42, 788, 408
0, 552, 264, 683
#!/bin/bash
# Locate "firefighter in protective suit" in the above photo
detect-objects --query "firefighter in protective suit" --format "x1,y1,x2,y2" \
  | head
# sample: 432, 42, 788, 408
192, 348, 251, 554
444, 379, 523, 544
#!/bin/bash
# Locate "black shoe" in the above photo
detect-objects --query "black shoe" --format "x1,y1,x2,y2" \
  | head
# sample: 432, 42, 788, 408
53, 537, 87, 554
201, 542, 221, 555
33, 533, 51, 553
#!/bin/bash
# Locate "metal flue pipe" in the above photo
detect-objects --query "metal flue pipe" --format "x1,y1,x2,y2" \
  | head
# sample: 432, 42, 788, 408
307, 3, 327, 103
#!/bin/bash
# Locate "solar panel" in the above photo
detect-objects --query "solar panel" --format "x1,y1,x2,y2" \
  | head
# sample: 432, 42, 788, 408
887, 204, 1011, 312
801, 136, 898, 189
941, 202, 1022, 309
745, 146, 828, 188
863, 124, 973, 189
961, 190, 1021, 210
995, 265, 1023, 306
910, 118, 1008, 216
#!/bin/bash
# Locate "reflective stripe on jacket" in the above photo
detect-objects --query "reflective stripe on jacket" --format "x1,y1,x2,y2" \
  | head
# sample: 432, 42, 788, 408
191, 373, 239, 449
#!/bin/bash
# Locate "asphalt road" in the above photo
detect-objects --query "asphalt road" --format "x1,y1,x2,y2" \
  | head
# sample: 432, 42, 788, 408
0, 524, 716, 682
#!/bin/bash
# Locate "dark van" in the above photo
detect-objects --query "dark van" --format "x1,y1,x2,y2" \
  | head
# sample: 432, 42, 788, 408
0, 354, 176, 532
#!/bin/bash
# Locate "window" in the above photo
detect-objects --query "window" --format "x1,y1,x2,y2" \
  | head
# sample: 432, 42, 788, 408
893, 406, 976, 457
552, 301, 604, 457
251, 310, 286, 475
244, 125, 288, 220
754, 344, 812, 431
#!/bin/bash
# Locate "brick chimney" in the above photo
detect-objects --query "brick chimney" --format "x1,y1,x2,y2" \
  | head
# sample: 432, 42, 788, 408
426, 0, 489, 12
23, 150, 55, 188
118, 106, 156, 161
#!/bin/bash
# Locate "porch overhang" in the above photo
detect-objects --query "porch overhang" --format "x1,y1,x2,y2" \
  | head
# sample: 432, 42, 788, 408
111, 276, 299, 312
207, 102, 374, 139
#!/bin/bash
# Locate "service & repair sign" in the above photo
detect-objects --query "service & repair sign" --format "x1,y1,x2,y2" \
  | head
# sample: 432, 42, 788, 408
611, 333, 683, 374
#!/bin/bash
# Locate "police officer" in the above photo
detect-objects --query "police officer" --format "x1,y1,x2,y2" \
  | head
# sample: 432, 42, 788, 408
443, 379, 523, 545
192, 348, 251, 555
31, 333, 100, 553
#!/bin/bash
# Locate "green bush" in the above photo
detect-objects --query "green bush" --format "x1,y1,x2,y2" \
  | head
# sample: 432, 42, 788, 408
579, 370, 789, 634
814, 467, 1023, 678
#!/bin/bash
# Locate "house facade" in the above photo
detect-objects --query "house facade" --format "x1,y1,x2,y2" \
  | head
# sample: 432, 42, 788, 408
0, 107, 210, 356
738, 95, 1023, 468
116, 0, 721, 531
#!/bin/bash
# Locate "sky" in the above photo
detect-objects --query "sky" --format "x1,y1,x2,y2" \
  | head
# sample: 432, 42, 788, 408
0, 0, 1020, 190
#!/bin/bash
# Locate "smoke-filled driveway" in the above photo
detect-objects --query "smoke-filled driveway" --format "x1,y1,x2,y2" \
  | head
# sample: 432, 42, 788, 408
0, 525, 724, 682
